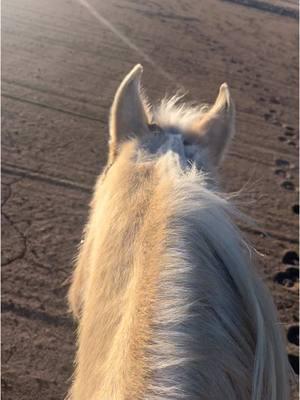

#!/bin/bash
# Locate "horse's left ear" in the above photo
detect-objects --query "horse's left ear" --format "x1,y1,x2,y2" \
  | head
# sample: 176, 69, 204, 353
109, 64, 150, 162
191, 83, 235, 167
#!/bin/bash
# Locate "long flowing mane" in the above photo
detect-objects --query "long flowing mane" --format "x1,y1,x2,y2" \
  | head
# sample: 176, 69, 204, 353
144, 154, 289, 400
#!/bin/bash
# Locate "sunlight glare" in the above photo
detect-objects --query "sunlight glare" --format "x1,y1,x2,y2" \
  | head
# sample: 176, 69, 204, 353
75, 0, 176, 84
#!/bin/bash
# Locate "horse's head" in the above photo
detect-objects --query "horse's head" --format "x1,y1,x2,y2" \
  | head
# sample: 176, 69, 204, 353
107, 64, 235, 176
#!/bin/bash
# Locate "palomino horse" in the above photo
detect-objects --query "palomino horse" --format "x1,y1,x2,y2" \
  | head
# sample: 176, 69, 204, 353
67, 65, 290, 400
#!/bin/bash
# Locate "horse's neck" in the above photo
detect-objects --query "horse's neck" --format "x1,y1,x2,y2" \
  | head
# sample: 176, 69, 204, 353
73, 162, 172, 400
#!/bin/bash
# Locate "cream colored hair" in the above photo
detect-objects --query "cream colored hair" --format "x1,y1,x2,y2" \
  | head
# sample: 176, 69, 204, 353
67, 65, 291, 400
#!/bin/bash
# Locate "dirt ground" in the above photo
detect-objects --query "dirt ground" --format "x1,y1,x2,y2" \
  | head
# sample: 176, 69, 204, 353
2, 0, 299, 398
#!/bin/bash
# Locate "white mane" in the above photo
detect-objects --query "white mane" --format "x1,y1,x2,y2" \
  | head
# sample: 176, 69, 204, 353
153, 94, 210, 130
145, 153, 290, 400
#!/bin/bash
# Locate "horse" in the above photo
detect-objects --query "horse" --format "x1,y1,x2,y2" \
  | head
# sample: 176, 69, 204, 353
67, 65, 290, 400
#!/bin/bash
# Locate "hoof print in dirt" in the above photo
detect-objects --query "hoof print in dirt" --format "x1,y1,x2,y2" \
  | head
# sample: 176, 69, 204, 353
288, 354, 299, 375
280, 181, 295, 191
274, 169, 291, 179
287, 325, 299, 346
274, 169, 286, 177
282, 251, 299, 266
273, 267, 299, 288
270, 96, 280, 105
283, 125, 295, 136
275, 159, 290, 168
278, 136, 286, 142
287, 140, 296, 147
292, 204, 299, 215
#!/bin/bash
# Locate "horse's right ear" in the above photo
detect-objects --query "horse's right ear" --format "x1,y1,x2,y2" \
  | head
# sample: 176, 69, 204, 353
109, 64, 150, 162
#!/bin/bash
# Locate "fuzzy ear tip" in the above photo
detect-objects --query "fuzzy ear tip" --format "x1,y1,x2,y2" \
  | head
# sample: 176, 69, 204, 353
122, 64, 143, 87
135, 63, 143, 71
218, 82, 233, 108
131, 64, 143, 77
220, 82, 229, 93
